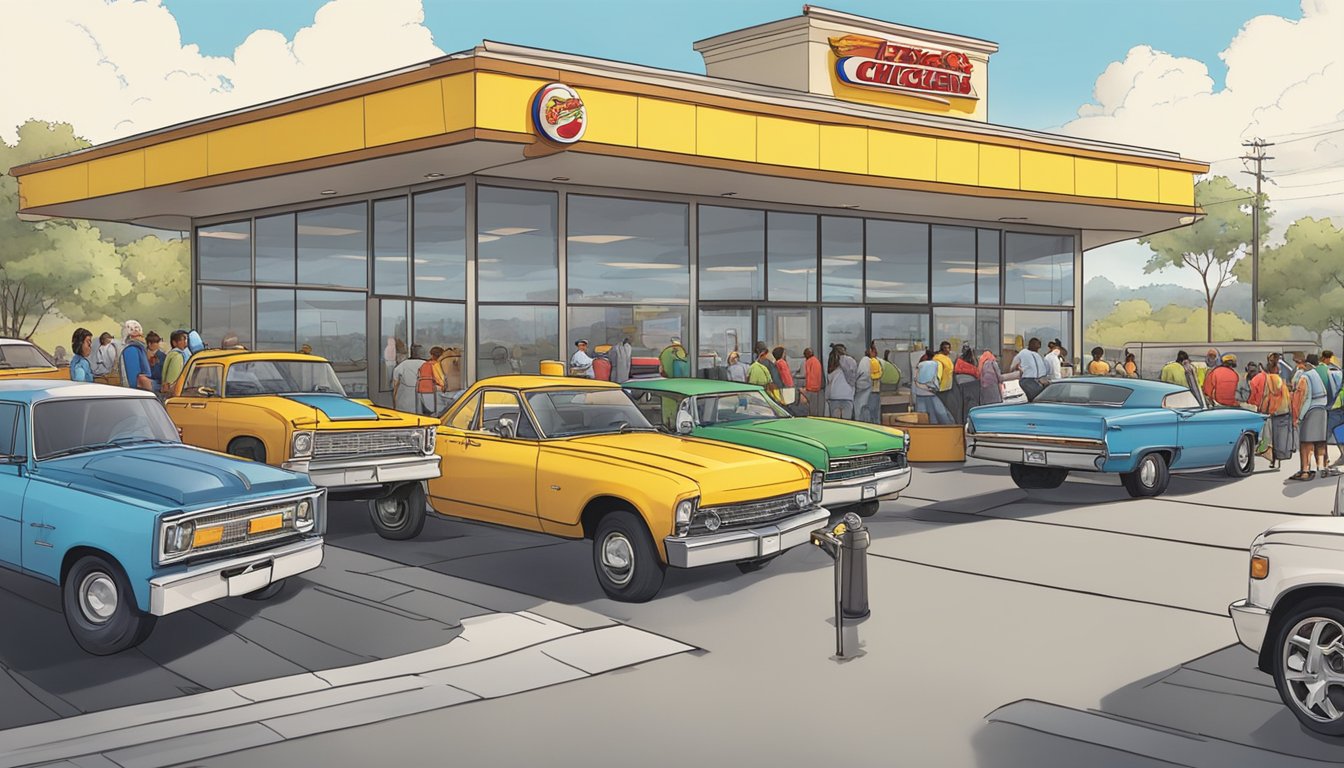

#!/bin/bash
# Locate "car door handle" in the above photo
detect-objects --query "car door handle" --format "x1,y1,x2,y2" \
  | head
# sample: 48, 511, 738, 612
190, 403, 207, 409
464, 438, 482, 447
28, 522, 54, 530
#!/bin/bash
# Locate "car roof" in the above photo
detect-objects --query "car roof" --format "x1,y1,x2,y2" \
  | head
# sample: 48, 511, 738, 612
623, 378, 767, 396
472, 375, 623, 392
189, 349, 327, 364
1063, 376, 1186, 395
0, 380, 158, 404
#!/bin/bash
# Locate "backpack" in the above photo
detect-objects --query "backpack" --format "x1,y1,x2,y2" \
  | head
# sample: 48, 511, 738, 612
879, 359, 902, 386
416, 360, 437, 394
187, 330, 205, 353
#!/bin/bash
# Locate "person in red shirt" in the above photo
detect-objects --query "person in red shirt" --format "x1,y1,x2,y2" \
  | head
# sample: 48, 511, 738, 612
1203, 353, 1241, 407
801, 347, 823, 417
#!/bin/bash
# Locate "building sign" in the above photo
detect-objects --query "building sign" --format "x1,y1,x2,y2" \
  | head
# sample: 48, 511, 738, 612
828, 34, 977, 101
531, 83, 587, 144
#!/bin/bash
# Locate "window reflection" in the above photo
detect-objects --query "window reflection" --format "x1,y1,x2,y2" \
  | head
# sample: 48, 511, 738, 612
821, 306, 865, 362
200, 286, 253, 350
977, 229, 1000, 304
933, 307, 976, 352
296, 290, 367, 397
255, 214, 295, 284
256, 289, 295, 351
1001, 309, 1071, 371
821, 217, 863, 303
1005, 233, 1074, 306
699, 206, 764, 301
477, 305, 558, 379
373, 197, 408, 296
379, 300, 408, 393
197, 221, 251, 282
871, 312, 930, 387
477, 187, 557, 302
414, 301, 466, 392
767, 212, 817, 302
867, 220, 928, 303
568, 305, 689, 360
699, 308, 752, 378
757, 307, 815, 364
298, 204, 368, 288
568, 196, 688, 304
414, 187, 466, 300
931, 226, 976, 304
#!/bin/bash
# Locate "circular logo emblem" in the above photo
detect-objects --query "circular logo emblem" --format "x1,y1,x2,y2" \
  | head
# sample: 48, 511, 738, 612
532, 83, 586, 144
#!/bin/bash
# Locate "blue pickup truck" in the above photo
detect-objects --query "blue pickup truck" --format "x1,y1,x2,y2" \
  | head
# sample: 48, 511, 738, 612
0, 381, 326, 654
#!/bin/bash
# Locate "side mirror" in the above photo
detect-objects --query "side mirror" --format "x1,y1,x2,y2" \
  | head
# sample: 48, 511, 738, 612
675, 412, 694, 435
197, 386, 217, 397
492, 417, 516, 439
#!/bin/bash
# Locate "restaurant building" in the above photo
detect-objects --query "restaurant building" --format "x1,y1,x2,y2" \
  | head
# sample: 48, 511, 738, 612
12, 6, 1205, 404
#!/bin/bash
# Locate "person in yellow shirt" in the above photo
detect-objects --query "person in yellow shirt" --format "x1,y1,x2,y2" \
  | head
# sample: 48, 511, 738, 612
933, 341, 954, 392
1087, 346, 1111, 375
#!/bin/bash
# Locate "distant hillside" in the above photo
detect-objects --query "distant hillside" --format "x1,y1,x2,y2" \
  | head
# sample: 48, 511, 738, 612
1084, 276, 1251, 322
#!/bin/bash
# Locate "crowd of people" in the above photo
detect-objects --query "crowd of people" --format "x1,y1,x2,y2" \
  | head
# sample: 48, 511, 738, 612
388, 341, 464, 416
68, 321, 197, 399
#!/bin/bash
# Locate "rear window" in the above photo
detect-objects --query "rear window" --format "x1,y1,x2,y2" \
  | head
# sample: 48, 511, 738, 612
1034, 382, 1132, 406
0, 343, 53, 370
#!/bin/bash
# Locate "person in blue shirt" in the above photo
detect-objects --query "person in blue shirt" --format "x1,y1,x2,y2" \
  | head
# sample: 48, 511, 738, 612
913, 351, 953, 425
145, 331, 166, 392
119, 320, 154, 392
69, 327, 94, 383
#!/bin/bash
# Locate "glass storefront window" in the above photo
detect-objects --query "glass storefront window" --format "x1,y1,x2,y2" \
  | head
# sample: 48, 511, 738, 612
414, 301, 467, 392
867, 220, 928, 303
821, 307, 865, 362
379, 300, 408, 393
255, 214, 295, 284
1005, 233, 1074, 306
373, 197, 409, 296
821, 217, 863, 303
698, 206, 764, 301
414, 187, 466, 300
197, 221, 251, 282
872, 312, 930, 386
977, 229, 1000, 304
256, 289, 296, 351
1001, 309, 1072, 371
757, 307, 815, 366
477, 305, 558, 379
933, 307, 976, 353
477, 187, 557, 303
698, 307, 752, 377
296, 290, 367, 397
568, 305, 690, 361
767, 212, 817, 302
931, 226, 976, 304
199, 285, 253, 350
568, 196, 689, 304
976, 309, 1001, 358
297, 203, 367, 288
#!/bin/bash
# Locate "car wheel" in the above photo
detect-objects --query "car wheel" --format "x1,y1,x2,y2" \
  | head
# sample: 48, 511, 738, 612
736, 553, 783, 574
62, 554, 157, 655
848, 501, 881, 518
1225, 433, 1255, 478
242, 579, 288, 601
1009, 464, 1069, 489
1271, 600, 1344, 736
227, 437, 267, 464
592, 510, 665, 602
368, 482, 427, 540
1121, 453, 1170, 498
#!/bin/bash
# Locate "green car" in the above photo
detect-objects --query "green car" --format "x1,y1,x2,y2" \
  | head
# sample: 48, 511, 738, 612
623, 378, 910, 516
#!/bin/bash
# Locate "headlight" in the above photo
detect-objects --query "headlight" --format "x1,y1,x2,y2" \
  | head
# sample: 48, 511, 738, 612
674, 497, 698, 536
411, 430, 424, 451
297, 498, 313, 523
163, 520, 195, 556
810, 471, 824, 503
291, 431, 314, 458
424, 426, 437, 454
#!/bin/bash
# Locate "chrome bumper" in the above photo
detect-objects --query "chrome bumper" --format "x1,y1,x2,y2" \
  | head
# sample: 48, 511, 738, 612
663, 506, 831, 568
149, 537, 323, 615
966, 438, 1105, 471
282, 453, 441, 489
1229, 599, 1271, 654
822, 466, 912, 507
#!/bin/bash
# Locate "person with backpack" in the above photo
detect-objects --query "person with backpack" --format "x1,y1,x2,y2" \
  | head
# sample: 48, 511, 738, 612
659, 337, 690, 378
417, 346, 445, 415
1258, 358, 1294, 471
747, 343, 782, 402
160, 330, 193, 398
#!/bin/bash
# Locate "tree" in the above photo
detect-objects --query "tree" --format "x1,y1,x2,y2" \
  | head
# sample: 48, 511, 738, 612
1239, 217, 1344, 346
1139, 176, 1269, 343
1085, 299, 1297, 352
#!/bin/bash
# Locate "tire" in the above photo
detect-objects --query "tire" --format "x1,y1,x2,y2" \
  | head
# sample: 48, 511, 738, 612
736, 553, 783, 574
1225, 433, 1255, 478
227, 437, 267, 463
848, 500, 881, 518
368, 482, 427, 540
62, 554, 157, 656
1009, 464, 1069, 490
242, 579, 287, 601
1270, 599, 1344, 736
1121, 452, 1170, 498
592, 510, 665, 602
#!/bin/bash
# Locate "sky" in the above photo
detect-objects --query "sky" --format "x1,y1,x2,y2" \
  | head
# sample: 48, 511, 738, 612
7, 0, 1341, 296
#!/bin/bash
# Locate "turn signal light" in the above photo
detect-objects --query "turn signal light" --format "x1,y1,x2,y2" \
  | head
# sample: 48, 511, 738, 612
1250, 555, 1270, 580
193, 526, 224, 548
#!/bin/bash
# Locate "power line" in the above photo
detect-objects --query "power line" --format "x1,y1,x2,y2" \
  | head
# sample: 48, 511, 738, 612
1241, 138, 1274, 341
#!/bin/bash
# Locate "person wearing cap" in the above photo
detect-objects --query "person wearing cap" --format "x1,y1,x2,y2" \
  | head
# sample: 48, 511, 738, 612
118, 320, 154, 392
1198, 348, 1219, 389
569, 339, 595, 378
1202, 353, 1240, 408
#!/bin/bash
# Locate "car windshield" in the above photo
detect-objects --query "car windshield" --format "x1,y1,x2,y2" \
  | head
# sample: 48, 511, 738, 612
0, 343, 53, 369
1034, 382, 1133, 407
34, 397, 180, 460
696, 390, 789, 425
225, 360, 347, 397
525, 389, 656, 438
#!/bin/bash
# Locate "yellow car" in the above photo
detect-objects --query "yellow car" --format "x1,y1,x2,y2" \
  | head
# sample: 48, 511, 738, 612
0, 339, 65, 380
165, 350, 441, 539
430, 375, 830, 602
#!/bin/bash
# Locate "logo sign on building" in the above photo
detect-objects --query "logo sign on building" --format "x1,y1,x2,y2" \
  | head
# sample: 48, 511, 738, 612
532, 83, 587, 144
828, 34, 977, 102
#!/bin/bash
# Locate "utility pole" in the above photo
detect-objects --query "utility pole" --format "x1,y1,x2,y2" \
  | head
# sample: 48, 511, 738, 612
1241, 139, 1274, 341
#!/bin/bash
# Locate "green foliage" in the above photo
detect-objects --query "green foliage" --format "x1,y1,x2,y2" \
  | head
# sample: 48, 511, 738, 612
1086, 299, 1296, 350
1235, 216, 1344, 343
1, 120, 189, 339
1138, 175, 1269, 342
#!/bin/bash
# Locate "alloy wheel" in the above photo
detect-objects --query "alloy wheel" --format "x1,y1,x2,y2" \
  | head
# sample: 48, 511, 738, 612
78, 572, 118, 625
1282, 616, 1344, 723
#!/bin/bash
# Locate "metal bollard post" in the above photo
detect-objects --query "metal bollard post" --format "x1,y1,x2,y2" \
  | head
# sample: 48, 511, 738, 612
811, 511, 870, 659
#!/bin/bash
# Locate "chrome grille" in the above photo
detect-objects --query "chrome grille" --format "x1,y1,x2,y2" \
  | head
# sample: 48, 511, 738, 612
826, 451, 906, 482
695, 492, 811, 533
313, 429, 421, 459
169, 499, 303, 561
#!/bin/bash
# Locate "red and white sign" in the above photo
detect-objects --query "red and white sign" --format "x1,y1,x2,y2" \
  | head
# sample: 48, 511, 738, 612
828, 34, 977, 102
531, 83, 587, 144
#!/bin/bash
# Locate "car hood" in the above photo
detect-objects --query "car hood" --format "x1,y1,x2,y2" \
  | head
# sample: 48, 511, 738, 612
37, 444, 312, 510
711, 417, 905, 454
1259, 516, 1344, 549
234, 394, 435, 429
968, 403, 1109, 440
555, 433, 813, 506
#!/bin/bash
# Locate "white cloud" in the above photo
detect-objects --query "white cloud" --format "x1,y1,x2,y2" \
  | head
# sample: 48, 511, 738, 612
1062, 1, 1344, 288
0, 0, 444, 145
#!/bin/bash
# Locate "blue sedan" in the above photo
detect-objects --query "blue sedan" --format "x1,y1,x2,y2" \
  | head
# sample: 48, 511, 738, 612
0, 381, 326, 655
966, 378, 1267, 498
